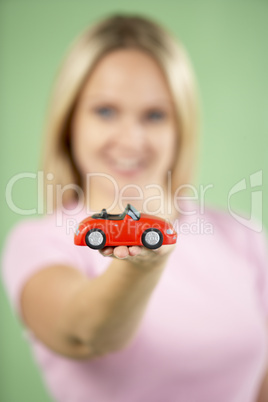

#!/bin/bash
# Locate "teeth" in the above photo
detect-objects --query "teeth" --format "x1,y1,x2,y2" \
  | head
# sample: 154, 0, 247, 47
114, 159, 141, 170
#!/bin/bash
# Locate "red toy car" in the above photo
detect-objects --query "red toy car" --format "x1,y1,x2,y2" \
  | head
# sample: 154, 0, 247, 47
74, 204, 177, 250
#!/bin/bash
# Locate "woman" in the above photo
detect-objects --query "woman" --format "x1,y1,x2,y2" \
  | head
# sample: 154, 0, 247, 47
2, 14, 268, 402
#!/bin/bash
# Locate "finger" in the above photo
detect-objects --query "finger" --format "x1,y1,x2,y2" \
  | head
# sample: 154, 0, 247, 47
128, 246, 142, 257
99, 246, 114, 257
113, 246, 129, 259
130, 246, 157, 261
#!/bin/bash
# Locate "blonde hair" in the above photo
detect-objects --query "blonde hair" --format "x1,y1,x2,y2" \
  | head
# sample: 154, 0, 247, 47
40, 14, 200, 211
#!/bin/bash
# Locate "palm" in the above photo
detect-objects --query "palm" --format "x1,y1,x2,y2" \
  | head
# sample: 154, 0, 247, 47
99, 243, 176, 266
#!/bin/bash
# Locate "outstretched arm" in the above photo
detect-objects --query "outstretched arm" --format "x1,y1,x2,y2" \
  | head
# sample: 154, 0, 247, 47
21, 244, 175, 360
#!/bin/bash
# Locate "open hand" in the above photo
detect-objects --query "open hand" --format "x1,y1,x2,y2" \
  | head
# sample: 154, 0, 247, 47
99, 243, 176, 268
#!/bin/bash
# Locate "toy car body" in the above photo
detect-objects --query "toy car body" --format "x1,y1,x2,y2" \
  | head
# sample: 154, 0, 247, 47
74, 203, 177, 250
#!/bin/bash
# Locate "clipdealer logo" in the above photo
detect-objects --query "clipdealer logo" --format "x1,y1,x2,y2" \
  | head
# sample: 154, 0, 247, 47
4, 170, 264, 233
227, 170, 263, 232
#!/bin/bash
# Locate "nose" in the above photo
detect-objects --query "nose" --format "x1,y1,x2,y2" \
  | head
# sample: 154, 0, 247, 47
114, 117, 145, 152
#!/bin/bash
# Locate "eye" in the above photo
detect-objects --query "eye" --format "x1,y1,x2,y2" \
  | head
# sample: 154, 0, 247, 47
145, 110, 166, 122
94, 106, 116, 119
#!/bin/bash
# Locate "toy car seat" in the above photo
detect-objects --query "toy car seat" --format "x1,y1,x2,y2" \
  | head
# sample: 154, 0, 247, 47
101, 208, 108, 218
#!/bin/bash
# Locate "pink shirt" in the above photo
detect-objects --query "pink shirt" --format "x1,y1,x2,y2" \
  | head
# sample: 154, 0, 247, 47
1, 200, 268, 402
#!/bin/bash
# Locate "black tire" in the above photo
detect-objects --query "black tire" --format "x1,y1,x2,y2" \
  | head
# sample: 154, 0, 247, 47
85, 228, 106, 250
141, 228, 163, 249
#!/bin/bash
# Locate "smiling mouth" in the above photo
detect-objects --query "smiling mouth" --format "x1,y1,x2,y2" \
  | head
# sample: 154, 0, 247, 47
106, 157, 146, 176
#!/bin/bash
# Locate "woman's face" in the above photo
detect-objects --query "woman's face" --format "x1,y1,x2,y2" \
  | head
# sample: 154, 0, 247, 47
71, 48, 178, 208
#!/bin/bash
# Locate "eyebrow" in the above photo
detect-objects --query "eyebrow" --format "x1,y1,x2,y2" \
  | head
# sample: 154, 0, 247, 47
85, 94, 174, 108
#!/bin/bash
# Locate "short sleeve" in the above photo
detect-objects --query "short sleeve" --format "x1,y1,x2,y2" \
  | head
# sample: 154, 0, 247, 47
248, 224, 268, 318
1, 218, 81, 321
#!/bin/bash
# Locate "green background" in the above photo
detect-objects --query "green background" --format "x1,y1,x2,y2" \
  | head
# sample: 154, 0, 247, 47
1, 1, 267, 401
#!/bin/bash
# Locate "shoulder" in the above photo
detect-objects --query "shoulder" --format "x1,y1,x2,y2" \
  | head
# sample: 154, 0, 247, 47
2, 216, 50, 256
175, 200, 267, 258
203, 203, 267, 248
1, 208, 92, 315
4, 214, 53, 240
1, 213, 76, 275
2, 205, 85, 250
201, 205, 268, 282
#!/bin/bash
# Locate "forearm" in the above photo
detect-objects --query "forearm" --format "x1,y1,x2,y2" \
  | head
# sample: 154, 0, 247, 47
59, 255, 167, 357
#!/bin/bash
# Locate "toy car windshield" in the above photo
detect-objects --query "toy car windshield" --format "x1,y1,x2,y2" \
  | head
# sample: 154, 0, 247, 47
91, 203, 140, 221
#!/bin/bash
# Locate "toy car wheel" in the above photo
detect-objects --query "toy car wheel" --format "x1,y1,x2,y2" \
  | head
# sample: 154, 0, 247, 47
141, 228, 163, 249
85, 229, 106, 249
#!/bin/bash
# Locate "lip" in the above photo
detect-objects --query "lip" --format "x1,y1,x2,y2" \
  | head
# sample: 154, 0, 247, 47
105, 156, 146, 178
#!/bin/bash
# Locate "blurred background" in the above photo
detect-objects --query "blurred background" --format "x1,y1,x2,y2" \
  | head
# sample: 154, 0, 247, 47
0, 1, 267, 401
